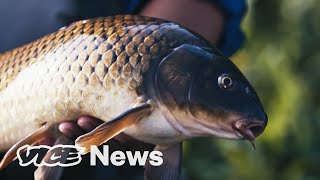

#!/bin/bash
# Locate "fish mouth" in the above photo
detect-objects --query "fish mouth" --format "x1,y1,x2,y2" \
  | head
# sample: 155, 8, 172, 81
232, 118, 266, 149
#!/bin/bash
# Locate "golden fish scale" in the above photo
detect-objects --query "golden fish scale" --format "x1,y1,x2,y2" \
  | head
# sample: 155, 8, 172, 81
0, 15, 207, 150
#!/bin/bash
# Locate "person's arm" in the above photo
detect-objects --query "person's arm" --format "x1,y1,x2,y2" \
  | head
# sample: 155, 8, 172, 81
140, 0, 224, 44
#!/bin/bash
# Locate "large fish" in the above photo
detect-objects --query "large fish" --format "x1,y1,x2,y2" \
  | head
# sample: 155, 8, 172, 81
0, 15, 267, 179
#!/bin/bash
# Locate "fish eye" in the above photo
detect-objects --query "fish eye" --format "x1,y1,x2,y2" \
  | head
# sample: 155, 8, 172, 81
218, 74, 233, 89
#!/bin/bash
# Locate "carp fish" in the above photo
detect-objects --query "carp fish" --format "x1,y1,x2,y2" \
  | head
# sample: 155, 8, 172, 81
0, 15, 267, 179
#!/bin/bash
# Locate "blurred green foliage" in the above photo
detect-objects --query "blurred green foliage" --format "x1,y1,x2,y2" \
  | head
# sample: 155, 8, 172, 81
184, 0, 320, 179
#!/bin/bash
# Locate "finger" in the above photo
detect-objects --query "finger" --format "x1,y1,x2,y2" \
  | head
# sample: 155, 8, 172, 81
77, 116, 103, 132
58, 122, 84, 139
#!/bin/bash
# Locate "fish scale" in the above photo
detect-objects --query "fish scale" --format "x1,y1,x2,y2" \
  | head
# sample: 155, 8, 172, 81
0, 15, 208, 150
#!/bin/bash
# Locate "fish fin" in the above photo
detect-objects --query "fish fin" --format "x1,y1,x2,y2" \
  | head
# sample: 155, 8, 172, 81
145, 143, 182, 180
75, 102, 152, 154
156, 44, 210, 106
34, 135, 72, 180
0, 124, 53, 170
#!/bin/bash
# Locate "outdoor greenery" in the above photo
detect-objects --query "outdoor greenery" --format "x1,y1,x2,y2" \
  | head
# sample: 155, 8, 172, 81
184, 0, 320, 179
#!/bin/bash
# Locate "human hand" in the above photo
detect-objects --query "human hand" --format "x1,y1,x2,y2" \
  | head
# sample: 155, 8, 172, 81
40, 116, 154, 151
58, 116, 102, 139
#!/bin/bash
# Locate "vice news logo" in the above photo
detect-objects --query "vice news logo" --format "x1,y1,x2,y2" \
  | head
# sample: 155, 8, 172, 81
16, 145, 163, 167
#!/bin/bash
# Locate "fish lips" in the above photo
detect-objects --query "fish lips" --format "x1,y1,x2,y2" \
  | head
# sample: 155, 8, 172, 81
232, 118, 267, 142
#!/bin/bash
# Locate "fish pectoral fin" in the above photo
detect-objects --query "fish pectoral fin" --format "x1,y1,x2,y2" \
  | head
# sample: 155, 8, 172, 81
34, 134, 72, 180
145, 143, 182, 180
0, 124, 54, 170
75, 102, 152, 154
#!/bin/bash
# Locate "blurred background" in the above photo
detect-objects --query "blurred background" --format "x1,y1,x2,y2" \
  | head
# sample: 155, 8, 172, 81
0, 0, 319, 179
184, 0, 320, 179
